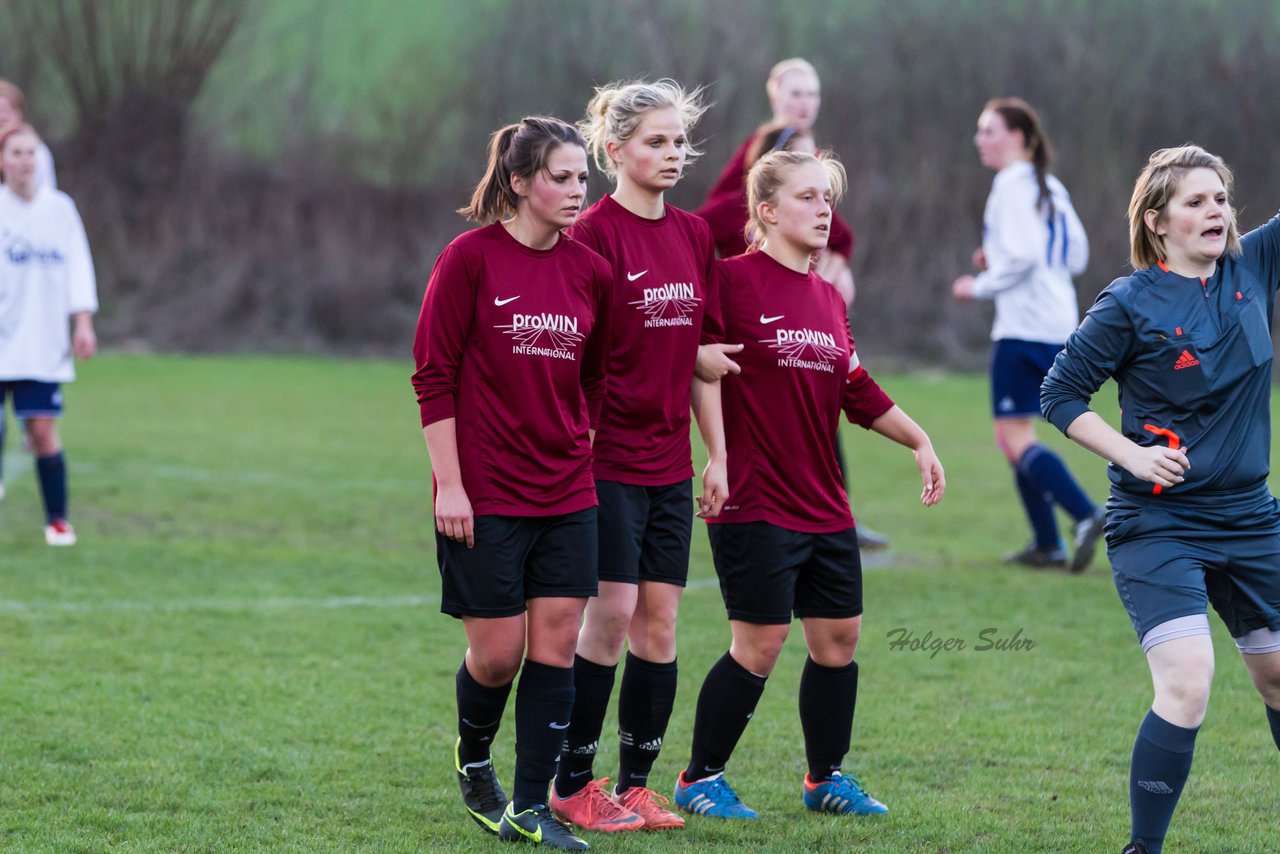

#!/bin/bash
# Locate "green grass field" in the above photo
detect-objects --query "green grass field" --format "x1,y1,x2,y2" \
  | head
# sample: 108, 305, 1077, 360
2, 354, 1277, 852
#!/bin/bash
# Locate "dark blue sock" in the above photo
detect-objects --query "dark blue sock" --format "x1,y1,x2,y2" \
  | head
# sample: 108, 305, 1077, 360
1266, 704, 1280, 752
35, 452, 68, 523
513, 659, 575, 812
1129, 709, 1198, 854
1013, 464, 1061, 550
0, 416, 7, 479
455, 661, 512, 767
1020, 444, 1094, 522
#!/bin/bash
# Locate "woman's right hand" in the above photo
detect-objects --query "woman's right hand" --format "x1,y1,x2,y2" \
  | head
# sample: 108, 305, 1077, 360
435, 483, 475, 548
1119, 443, 1190, 489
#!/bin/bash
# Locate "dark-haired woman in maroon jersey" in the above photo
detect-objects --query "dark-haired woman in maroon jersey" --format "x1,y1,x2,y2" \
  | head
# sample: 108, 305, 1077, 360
411, 115, 609, 851
674, 150, 945, 821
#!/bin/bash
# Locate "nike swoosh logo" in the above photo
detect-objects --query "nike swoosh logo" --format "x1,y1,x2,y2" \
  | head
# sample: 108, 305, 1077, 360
509, 814, 542, 842
760, 314, 784, 324
549, 721, 570, 730
627, 270, 648, 281
570, 769, 592, 777
494, 295, 520, 306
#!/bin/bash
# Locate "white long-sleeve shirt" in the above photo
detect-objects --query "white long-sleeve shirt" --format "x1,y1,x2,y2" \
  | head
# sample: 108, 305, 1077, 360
0, 184, 97, 382
970, 160, 1088, 344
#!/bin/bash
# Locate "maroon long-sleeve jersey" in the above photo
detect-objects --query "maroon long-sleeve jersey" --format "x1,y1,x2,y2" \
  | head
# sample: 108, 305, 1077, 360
412, 222, 612, 516
695, 133, 855, 259
703, 251, 893, 533
568, 195, 716, 485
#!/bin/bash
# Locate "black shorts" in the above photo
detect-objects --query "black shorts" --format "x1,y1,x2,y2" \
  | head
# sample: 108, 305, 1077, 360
707, 521, 863, 625
596, 479, 693, 586
436, 508, 599, 618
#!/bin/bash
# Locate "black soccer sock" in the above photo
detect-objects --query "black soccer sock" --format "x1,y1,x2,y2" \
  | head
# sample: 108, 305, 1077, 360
35, 451, 67, 522
1266, 704, 1280, 752
513, 659, 575, 812
799, 657, 858, 782
685, 651, 767, 783
455, 661, 512, 768
553, 655, 616, 798
617, 652, 678, 794
1129, 709, 1198, 854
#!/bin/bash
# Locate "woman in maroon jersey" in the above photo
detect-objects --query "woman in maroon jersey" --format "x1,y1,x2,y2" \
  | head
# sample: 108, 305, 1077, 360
695, 59, 853, 294
696, 121, 816, 258
673, 150, 945, 820
547, 79, 722, 835
411, 115, 609, 851
696, 58, 890, 550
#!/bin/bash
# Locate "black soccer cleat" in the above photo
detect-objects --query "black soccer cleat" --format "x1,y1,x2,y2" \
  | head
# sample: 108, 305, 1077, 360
454, 738, 509, 835
1121, 842, 1149, 854
498, 803, 590, 849
1070, 508, 1108, 573
1003, 542, 1067, 569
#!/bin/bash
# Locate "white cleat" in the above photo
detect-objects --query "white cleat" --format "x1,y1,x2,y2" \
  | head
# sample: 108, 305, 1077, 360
0, 481, 6, 501
45, 519, 77, 546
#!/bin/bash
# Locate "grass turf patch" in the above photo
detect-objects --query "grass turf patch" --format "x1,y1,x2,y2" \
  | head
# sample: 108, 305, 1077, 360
1, 354, 1276, 851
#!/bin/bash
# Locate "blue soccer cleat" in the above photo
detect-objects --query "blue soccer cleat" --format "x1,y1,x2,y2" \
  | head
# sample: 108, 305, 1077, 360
673, 770, 758, 819
803, 772, 888, 815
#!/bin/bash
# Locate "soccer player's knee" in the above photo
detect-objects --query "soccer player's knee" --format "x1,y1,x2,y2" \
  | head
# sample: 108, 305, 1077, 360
748, 631, 789, 671
730, 632, 786, 676
1162, 661, 1214, 717
469, 653, 522, 686
648, 620, 678, 654
597, 600, 636, 637
1237, 629, 1280, 703
27, 422, 59, 455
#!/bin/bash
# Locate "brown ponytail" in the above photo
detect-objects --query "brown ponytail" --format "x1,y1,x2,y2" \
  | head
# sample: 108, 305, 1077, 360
459, 116, 586, 223
986, 97, 1056, 221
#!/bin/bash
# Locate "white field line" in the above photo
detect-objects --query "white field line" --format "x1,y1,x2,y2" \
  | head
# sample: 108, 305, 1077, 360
0, 557, 901, 615
0, 578, 716, 616
1, 454, 422, 492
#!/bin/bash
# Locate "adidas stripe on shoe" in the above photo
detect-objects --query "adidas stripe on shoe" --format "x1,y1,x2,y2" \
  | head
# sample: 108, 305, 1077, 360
802, 772, 888, 815
672, 770, 757, 819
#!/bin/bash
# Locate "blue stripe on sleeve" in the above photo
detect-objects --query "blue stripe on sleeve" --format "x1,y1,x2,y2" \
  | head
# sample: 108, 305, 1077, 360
1045, 211, 1056, 266
1060, 213, 1069, 267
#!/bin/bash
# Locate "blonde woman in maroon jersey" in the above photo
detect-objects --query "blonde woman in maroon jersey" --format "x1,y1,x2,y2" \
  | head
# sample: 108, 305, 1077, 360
412, 116, 610, 851
547, 79, 726, 835
673, 150, 945, 821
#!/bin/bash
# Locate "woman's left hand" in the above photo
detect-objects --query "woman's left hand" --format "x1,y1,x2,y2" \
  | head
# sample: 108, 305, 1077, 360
951, 275, 975, 300
72, 314, 97, 360
698, 455, 729, 518
914, 443, 946, 506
